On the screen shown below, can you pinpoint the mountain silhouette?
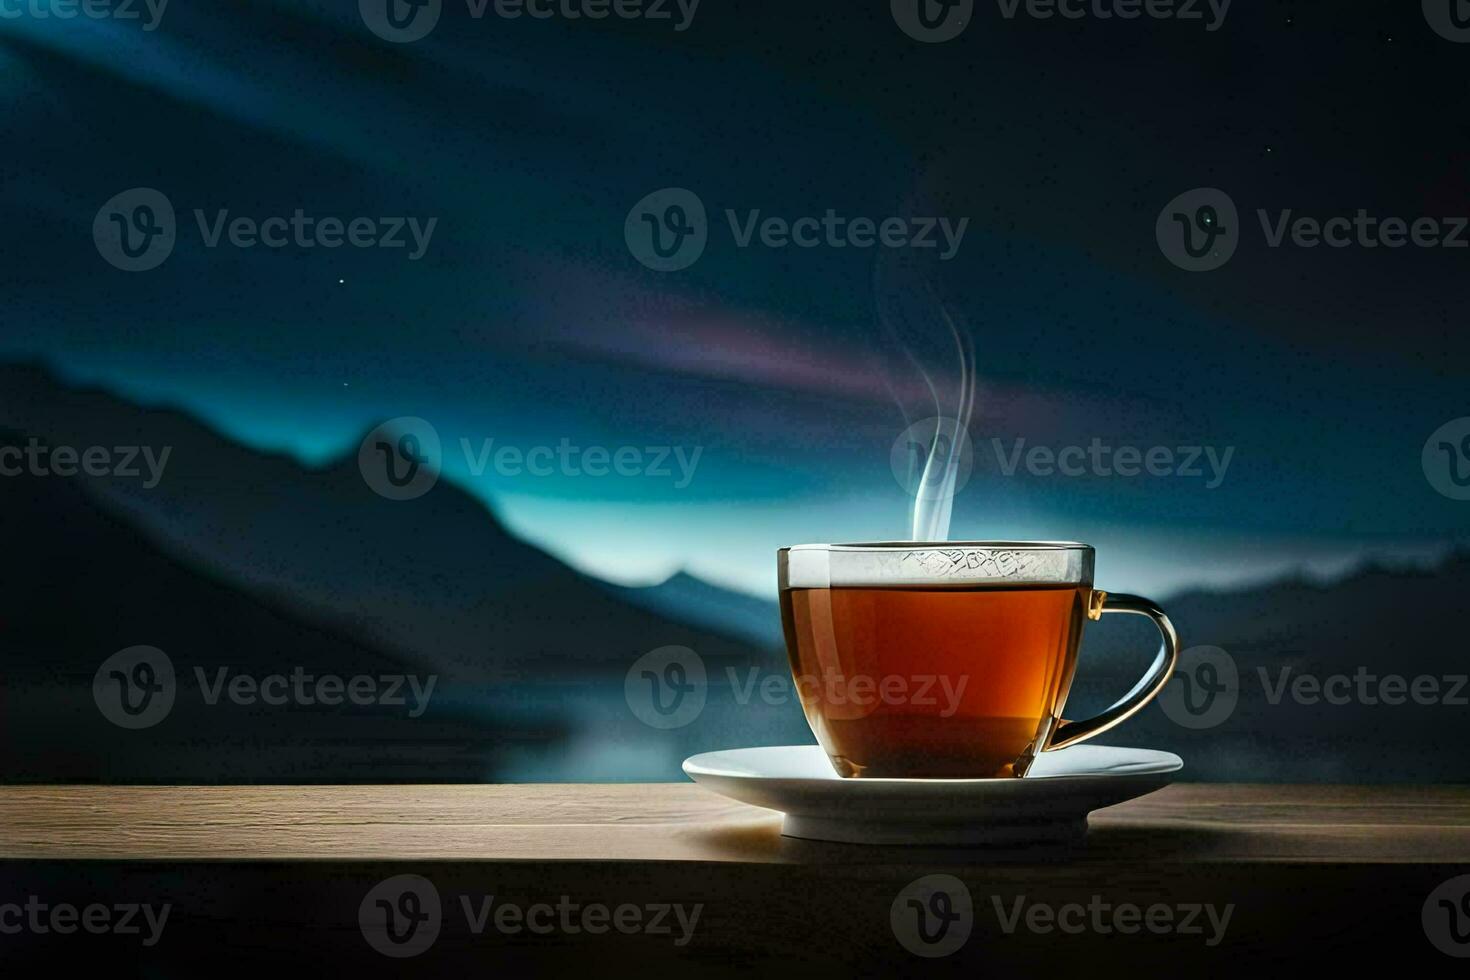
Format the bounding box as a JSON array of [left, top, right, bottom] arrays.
[[0, 363, 798, 782], [608, 571, 782, 650], [2, 362, 1466, 782], [0, 436, 545, 782], [1070, 551, 1470, 781], [0, 363, 777, 684]]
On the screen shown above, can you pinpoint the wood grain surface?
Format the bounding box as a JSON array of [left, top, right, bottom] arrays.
[[3, 782, 1469, 864], [4, 784, 1469, 972]]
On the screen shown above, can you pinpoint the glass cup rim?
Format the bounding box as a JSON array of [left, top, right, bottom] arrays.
[[780, 540, 1093, 553], [778, 542, 1097, 590]]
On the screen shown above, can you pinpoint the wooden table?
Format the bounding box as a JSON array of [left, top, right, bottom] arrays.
[[2, 783, 1468, 972]]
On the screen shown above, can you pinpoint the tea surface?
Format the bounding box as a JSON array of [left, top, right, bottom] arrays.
[[779, 584, 1087, 777]]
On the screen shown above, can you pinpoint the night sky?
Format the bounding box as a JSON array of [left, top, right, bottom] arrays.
[[2, 2, 1467, 599]]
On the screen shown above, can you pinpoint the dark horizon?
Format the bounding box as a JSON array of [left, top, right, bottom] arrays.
[[5, 353, 1470, 787], [4, 355, 1463, 606]]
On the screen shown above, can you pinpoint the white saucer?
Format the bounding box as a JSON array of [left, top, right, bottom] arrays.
[[682, 744, 1181, 846]]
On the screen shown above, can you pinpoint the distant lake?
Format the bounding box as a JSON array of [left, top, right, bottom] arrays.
[[446, 675, 815, 782]]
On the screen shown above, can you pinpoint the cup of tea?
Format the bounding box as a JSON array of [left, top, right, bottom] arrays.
[[777, 541, 1179, 778]]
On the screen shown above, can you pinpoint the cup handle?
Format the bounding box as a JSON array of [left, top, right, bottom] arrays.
[[1044, 591, 1180, 751]]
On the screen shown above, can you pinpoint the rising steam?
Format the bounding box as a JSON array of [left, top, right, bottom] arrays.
[[908, 304, 976, 541], [876, 266, 977, 543]]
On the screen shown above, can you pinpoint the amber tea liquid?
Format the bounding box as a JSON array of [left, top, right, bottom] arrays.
[[779, 583, 1088, 777]]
